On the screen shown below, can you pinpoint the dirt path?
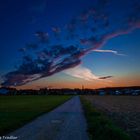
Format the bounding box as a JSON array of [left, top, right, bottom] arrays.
[[7, 96, 89, 140]]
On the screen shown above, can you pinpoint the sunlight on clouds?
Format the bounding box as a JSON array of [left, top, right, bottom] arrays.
[[93, 49, 127, 56], [64, 65, 99, 81]]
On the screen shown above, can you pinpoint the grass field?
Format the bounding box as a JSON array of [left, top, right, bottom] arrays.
[[82, 95, 140, 140], [80, 96, 131, 140], [0, 95, 72, 135]]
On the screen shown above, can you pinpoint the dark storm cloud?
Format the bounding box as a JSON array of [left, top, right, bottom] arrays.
[[18, 47, 26, 53], [19, 44, 38, 55], [1, 45, 85, 86], [65, 18, 79, 40], [35, 31, 50, 43], [79, 13, 89, 24], [52, 27, 61, 39], [26, 43, 38, 50], [99, 76, 113, 79], [1, 0, 140, 86]]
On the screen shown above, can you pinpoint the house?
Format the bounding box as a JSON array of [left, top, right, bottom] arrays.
[[132, 90, 140, 96], [0, 88, 9, 95], [115, 90, 122, 95], [98, 90, 106, 95]]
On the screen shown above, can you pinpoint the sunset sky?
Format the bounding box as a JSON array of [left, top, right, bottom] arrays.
[[0, 0, 140, 89]]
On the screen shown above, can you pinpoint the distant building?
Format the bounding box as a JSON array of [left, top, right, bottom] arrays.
[[115, 90, 122, 95], [64, 91, 77, 95], [132, 90, 140, 96], [124, 89, 132, 95], [99, 90, 106, 95], [0, 88, 9, 95]]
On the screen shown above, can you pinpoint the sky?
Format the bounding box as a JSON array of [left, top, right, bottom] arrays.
[[0, 0, 140, 89]]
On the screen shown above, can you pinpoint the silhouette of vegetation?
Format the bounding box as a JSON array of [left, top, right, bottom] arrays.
[[0, 86, 140, 96]]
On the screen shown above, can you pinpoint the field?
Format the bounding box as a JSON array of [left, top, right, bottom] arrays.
[[0, 95, 72, 135], [83, 95, 140, 140]]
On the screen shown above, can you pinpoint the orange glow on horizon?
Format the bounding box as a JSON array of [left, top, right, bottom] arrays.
[[16, 75, 140, 90]]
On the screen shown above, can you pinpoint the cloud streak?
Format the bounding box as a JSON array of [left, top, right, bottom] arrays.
[[93, 49, 127, 56], [64, 66, 112, 81]]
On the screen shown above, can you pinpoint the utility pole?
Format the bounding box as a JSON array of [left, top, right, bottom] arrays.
[[82, 85, 84, 90]]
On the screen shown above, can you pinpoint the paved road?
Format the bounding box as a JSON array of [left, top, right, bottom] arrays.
[[7, 96, 89, 140]]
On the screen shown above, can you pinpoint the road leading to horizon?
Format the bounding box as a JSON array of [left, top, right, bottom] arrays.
[[7, 96, 89, 140]]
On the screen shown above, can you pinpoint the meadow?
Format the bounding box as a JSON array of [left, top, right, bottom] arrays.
[[0, 95, 72, 135], [82, 95, 140, 140]]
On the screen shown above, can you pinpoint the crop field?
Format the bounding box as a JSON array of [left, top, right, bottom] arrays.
[[83, 95, 140, 140], [0, 95, 72, 135]]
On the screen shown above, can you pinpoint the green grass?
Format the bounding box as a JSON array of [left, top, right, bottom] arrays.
[[80, 96, 131, 140], [0, 95, 72, 135]]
